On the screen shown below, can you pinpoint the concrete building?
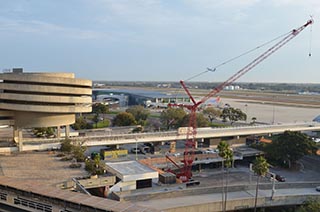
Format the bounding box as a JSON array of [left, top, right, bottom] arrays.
[[93, 88, 190, 107], [106, 161, 158, 193], [0, 69, 92, 150]]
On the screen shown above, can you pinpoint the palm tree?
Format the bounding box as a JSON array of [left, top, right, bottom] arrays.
[[217, 141, 233, 212], [252, 156, 269, 212]]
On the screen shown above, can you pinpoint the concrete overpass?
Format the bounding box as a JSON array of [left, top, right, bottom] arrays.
[[22, 122, 320, 147], [0, 122, 318, 153]]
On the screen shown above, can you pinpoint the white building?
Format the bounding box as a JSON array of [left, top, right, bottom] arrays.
[[105, 161, 158, 192]]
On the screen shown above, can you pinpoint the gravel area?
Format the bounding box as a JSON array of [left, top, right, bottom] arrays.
[[0, 151, 88, 187]]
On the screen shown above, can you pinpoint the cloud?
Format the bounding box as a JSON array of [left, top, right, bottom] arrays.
[[95, 0, 185, 28], [186, 0, 260, 9], [270, 0, 320, 13], [0, 18, 107, 40]]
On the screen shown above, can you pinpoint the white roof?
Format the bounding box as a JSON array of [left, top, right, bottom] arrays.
[[106, 161, 158, 182]]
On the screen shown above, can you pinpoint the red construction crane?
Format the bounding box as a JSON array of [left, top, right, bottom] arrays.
[[167, 19, 313, 182]]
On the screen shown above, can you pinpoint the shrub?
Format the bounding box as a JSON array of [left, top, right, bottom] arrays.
[[69, 163, 82, 168], [60, 139, 72, 153]]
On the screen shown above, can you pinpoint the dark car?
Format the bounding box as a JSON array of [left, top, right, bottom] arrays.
[[275, 174, 286, 182], [316, 186, 320, 192]]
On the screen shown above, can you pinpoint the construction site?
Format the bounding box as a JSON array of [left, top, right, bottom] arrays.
[[0, 19, 320, 212]]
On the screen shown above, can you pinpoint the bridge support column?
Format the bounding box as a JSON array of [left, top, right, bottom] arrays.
[[18, 129, 23, 152], [65, 125, 70, 138], [56, 126, 61, 139], [169, 141, 176, 153], [13, 126, 23, 151], [13, 126, 19, 143]]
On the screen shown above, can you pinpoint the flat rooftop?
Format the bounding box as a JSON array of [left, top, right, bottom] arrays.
[[93, 88, 188, 99], [106, 161, 158, 182], [234, 146, 263, 157]]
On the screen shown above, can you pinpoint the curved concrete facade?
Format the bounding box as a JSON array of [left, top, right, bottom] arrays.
[[0, 71, 92, 128]]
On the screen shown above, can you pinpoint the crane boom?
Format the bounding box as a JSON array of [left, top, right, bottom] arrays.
[[197, 19, 313, 106], [167, 19, 313, 182]]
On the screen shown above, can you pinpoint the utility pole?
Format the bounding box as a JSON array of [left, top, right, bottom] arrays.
[[272, 96, 275, 124]]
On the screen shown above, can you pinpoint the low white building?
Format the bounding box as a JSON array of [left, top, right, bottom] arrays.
[[106, 161, 158, 192]]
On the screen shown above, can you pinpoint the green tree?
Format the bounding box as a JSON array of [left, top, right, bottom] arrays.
[[92, 103, 109, 128], [33, 127, 55, 138], [297, 198, 320, 212], [73, 116, 92, 130], [267, 131, 317, 168], [160, 107, 186, 130], [252, 156, 269, 212], [85, 154, 106, 176], [60, 139, 73, 153], [203, 107, 222, 123], [126, 105, 150, 126], [60, 139, 87, 162], [72, 144, 87, 162], [181, 113, 209, 128], [220, 107, 247, 124], [93, 113, 100, 128], [217, 141, 234, 212], [251, 117, 257, 124], [112, 112, 137, 126], [92, 103, 109, 114]]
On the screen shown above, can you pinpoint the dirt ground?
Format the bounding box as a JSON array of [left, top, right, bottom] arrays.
[[221, 98, 319, 124]]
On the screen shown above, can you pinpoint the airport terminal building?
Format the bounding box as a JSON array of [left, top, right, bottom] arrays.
[[93, 88, 190, 108]]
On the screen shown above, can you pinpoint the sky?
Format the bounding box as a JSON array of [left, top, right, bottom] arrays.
[[0, 0, 319, 83]]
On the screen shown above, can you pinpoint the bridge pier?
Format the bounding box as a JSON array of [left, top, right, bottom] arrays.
[[56, 126, 61, 138], [65, 125, 70, 138], [169, 141, 176, 153], [13, 127, 23, 152]]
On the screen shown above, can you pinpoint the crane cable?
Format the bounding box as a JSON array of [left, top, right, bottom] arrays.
[[185, 30, 292, 82], [171, 23, 305, 105], [309, 21, 313, 57]]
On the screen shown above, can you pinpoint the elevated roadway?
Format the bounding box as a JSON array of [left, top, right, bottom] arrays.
[[0, 122, 317, 153], [23, 122, 320, 147]]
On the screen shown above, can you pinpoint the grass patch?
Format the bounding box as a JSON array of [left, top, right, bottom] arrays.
[[94, 120, 110, 128], [107, 111, 119, 115], [209, 123, 228, 128], [150, 113, 160, 118]]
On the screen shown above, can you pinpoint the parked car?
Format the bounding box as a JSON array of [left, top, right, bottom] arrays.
[[204, 148, 218, 154], [184, 150, 203, 155], [275, 174, 286, 182], [131, 147, 141, 154], [316, 186, 320, 192]]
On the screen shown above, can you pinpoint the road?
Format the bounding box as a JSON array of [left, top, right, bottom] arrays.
[[137, 187, 320, 212], [19, 122, 320, 148]]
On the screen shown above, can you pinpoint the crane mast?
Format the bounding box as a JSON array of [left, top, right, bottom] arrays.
[[168, 19, 313, 182]]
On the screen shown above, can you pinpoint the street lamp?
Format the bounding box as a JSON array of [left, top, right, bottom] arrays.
[[244, 104, 248, 123], [272, 96, 275, 124], [269, 172, 276, 199]]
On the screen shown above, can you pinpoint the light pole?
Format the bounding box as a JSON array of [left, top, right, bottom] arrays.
[[269, 172, 276, 199], [272, 96, 275, 124], [135, 138, 138, 161], [245, 104, 248, 123]]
